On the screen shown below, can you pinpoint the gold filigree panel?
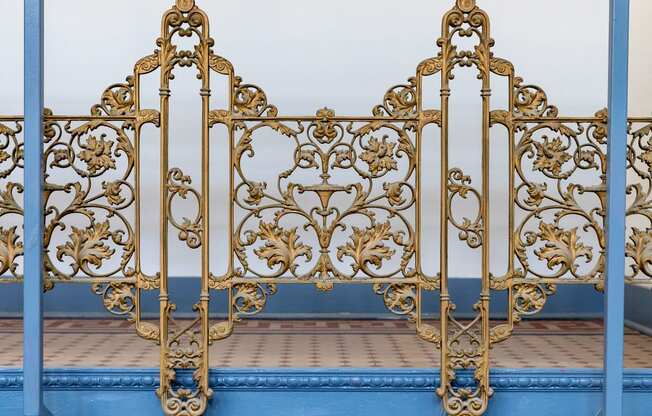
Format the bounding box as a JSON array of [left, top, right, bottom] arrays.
[[0, 95, 140, 294], [230, 114, 418, 285], [626, 118, 652, 283], [513, 112, 608, 286]]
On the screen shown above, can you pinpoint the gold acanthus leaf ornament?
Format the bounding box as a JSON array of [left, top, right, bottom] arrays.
[[95, 282, 135, 316], [102, 181, 125, 206], [337, 222, 396, 273], [535, 222, 593, 273], [626, 228, 652, 276], [244, 182, 266, 206], [513, 284, 547, 315], [384, 182, 406, 207], [232, 283, 268, 316], [0, 226, 23, 275], [56, 221, 116, 274], [638, 148, 652, 170], [254, 222, 313, 274]]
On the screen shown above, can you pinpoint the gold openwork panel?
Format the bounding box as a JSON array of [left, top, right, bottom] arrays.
[[625, 118, 652, 282], [230, 112, 418, 286], [0, 105, 141, 315], [510, 112, 652, 288], [513, 113, 608, 286]]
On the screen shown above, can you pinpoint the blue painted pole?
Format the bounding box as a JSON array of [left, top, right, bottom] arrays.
[[23, 0, 46, 415], [604, 0, 629, 415]]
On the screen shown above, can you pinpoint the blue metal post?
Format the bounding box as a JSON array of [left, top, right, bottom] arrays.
[[604, 0, 629, 415], [23, 0, 46, 415]]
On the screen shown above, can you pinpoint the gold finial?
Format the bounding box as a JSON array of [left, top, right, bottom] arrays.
[[456, 0, 476, 13], [176, 0, 195, 12]]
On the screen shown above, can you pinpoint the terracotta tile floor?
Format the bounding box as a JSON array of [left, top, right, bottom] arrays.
[[0, 319, 650, 368]]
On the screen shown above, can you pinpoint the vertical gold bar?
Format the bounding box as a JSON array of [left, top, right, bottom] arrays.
[[199, 41, 211, 398], [415, 71, 423, 331], [480, 63, 491, 398], [228, 72, 235, 278], [507, 72, 516, 330], [134, 73, 144, 334], [437, 67, 450, 401], [158, 69, 170, 396]]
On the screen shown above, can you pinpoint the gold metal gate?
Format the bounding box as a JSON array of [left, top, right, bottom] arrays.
[[2, 0, 652, 415]]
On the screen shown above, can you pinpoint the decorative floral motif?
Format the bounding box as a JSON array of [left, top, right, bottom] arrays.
[[78, 136, 116, 174], [373, 283, 417, 319], [512, 284, 548, 318], [312, 108, 338, 144], [360, 136, 398, 175], [373, 78, 417, 117], [638, 147, 652, 170], [92, 282, 136, 317], [524, 183, 546, 208], [513, 77, 558, 118], [244, 182, 266, 206], [232, 283, 277, 316], [0, 226, 23, 276], [91, 77, 135, 116], [337, 222, 396, 273], [103, 181, 125, 206], [253, 222, 313, 275], [296, 149, 319, 169], [626, 228, 652, 277], [532, 136, 571, 176], [384, 182, 406, 206], [534, 222, 593, 273], [56, 221, 116, 274], [233, 77, 277, 117]]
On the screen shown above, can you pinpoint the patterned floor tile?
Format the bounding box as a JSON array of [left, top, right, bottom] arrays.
[[0, 319, 649, 368]]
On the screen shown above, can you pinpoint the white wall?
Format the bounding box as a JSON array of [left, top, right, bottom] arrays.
[[0, 0, 649, 279]]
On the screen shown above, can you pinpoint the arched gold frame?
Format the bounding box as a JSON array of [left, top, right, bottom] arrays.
[[1, 0, 652, 415]]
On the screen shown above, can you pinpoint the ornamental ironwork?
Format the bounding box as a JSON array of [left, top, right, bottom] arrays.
[[1, 0, 650, 415]]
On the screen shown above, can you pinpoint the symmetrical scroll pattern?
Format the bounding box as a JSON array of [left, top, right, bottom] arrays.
[[154, 1, 214, 414], [433, 1, 498, 414], [230, 111, 418, 288]]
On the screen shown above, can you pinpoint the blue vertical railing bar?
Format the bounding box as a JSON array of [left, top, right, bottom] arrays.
[[604, 0, 630, 415], [23, 0, 46, 415]]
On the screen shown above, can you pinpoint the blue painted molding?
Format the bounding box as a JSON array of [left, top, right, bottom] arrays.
[[0, 368, 651, 392], [0, 278, 604, 318], [1, 369, 651, 416]]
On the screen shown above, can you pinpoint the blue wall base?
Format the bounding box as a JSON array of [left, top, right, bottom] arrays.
[[1, 368, 651, 416], [625, 285, 652, 335], [0, 278, 604, 319]]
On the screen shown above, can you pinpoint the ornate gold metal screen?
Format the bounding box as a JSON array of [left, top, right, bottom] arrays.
[[1, 0, 651, 415]]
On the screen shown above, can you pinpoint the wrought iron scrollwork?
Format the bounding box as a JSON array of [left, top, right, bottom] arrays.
[[4, 0, 652, 415]]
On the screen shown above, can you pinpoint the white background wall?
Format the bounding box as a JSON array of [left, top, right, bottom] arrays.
[[0, 0, 650, 278]]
